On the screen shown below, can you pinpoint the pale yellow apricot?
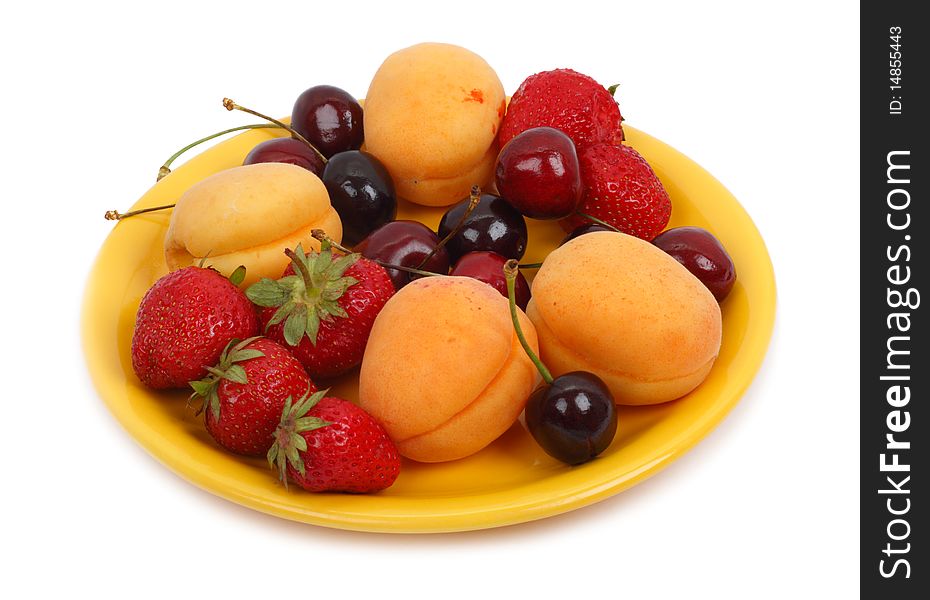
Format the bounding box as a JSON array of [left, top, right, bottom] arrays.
[[364, 43, 506, 206], [164, 163, 342, 286], [527, 231, 722, 405], [358, 277, 540, 462]]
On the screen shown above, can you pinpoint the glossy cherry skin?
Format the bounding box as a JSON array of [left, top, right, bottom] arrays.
[[322, 151, 397, 246], [242, 137, 325, 177], [559, 222, 614, 246], [450, 251, 531, 310], [525, 371, 618, 465], [652, 227, 736, 302], [495, 127, 582, 219], [354, 220, 450, 291], [437, 193, 528, 261], [291, 85, 364, 159]]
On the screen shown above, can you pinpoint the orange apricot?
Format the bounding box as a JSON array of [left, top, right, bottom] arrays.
[[527, 231, 722, 405], [358, 276, 540, 462]]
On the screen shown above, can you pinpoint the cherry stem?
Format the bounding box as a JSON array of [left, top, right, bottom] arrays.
[[104, 204, 176, 221], [310, 229, 444, 279], [157, 123, 279, 181], [519, 262, 543, 269], [383, 263, 444, 278], [283, 247, 314, 290], [223, 98, 328, 165], [415, 185, 482, 269], [504, 260, 553, 384], [576, 211, 621, 232], [311, 229, 352, 253]]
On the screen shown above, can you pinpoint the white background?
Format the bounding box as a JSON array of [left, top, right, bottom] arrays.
[[1, 1, 859, 598]]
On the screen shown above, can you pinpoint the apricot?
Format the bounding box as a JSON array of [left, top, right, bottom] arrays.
[[364, 43, 505, 207], [164, 163, 342, 287], [527, 231, 722, 405], [358, 276, 540, 462]]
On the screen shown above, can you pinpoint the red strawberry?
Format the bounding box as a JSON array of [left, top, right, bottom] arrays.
[[246, 243, 394, 379], [561, 143, 671, 240], [499, 68, 624, 150], [131, 266, 259, 389], [268, 390, 401, 493], [189, 337, 316, 456]]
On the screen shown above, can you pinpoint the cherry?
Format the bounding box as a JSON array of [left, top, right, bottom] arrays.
[[525, 371, 618, 465], [450, 251, 531, 310], [559, 223, 615, 246], [322, 151, 397, 246], [243, 137, 325, 176], [354, 221, 450, 290], [503, 261, 617, 465], [437, 193, 528, 261], [652, 227, 736, 302], [495, 127, 582, 219], [291, 85, 364, 159]]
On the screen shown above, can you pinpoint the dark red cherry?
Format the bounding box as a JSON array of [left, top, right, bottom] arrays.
[[437, 193, 528, 261], [495, 127, 582, 219], [291, 85, 364, 159], [450, 251, 531, 310], [243, 137, 325, 176], [559, 223, 615, 246], [525, 371, 617, 465], [322, 151, 396, 246], [652, 227, 736, 302], [354, 220, 450, 290]]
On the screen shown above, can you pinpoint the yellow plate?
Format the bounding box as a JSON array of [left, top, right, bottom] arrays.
[[82, 125, 775, 533]]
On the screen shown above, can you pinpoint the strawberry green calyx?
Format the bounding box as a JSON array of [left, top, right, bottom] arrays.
[[267, 388, 331, 488], [245, 244, 360, 347], [228, 265, 247, 286], [188, 336, 265, 419]]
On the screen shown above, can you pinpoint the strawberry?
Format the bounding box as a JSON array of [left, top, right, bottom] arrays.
[[268, 389, 401, 493], [561, 143, 671, 241], [131, 266, 259, 389], [499, 68, 624, 150], [189, 337, 316, 456], [246, 243, 394, 380]]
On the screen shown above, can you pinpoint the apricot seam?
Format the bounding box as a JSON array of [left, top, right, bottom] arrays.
[[533, 310, 718, 384], [168, 220, 329, 265], [393, 329, 531, 444], [395, 143, 497, 183]]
